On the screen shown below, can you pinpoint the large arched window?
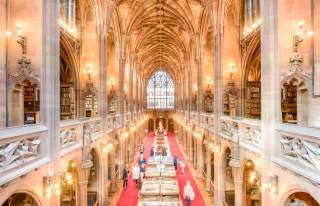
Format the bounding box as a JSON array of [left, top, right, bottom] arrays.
[[147, 70, 174, 109]]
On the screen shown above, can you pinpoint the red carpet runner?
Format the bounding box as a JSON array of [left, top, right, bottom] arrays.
[[167, 132, 206, 206], [116, 132, 155, 206]]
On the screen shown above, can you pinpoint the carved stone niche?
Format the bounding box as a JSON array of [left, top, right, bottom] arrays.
[[280, 69, 311, 126], [8, 63, 40, 127]]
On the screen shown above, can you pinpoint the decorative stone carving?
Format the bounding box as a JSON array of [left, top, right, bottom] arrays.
[[280, 135, 320, 170], [0, 137, 41, 168], [243, 127, 262, 148], [60, 128, 77, 147], [220, 120, 239, 141]]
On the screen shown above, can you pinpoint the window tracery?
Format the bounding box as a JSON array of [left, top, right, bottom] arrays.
[[147, 70, 174, 109]]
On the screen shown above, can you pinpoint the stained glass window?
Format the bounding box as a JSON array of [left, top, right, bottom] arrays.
[[147, 70, 174, 109]]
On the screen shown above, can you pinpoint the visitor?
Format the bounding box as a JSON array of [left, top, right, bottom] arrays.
[[140, 143, 144, 153], [183, 181, 195, 206], [139, 153, 146, 168], [150, 146, 155, 157], [173, 155, 178, 171], [122, 165, 129, 188], [137, 171, 144, 198], [132, 164, 140, 186], [162, 148, 167, 156]]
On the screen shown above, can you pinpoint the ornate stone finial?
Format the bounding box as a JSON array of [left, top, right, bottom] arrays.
[[289, 52, 304, 73]]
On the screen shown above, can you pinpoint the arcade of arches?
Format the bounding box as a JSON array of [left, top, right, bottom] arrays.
[[0, 0, 320, 206]]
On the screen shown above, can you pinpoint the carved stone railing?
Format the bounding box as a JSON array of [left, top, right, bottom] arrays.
[[219, 117, 239, 142], [190, 112, 196, 123], [200, 113, 214, 131], [219, 116, 262, 153], [59, 117, 102, 155], [273, 124, 320, 185], [59, 120, 82, 153], [0, 125, 48, 186]]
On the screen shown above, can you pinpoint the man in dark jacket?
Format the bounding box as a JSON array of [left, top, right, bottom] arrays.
[[122, 166, 129, 188], [150, 146, 155, 157], [173, 155, 178, 171]]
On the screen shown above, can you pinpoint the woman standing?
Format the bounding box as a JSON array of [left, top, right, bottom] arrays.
[[183, 181, 195, 206]]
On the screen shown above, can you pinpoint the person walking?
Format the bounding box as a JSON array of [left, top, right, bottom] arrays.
[[150, 146, 155, 157], [122, 165, 129, 188], [132, 164, 140, 186], [183, 181, 195, 206], [173, 155, 178, 171], [137, 171, 144, 198], [139, 153, 146, 168]]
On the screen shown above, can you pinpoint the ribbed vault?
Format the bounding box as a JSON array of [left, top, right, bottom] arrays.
[[108, 0, 212, 81]]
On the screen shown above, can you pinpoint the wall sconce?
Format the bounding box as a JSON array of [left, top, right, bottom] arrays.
[[43, 172, 60, 198], [83, 63, 92, 80], [122, 132, 128, 139], [109, 78, 115, 90], [228, 62, 237, 80], [260, 172, 278, 197], [102, 141, 113, 154], [59, 19, 77, 38], [293, 20, 313, 53], [207, 77, 213, 89], [6, 22, 31, 66], [243, 18, 261, 37]]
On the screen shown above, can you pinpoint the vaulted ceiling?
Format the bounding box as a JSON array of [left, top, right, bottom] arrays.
[[109, 0, 212, 81]]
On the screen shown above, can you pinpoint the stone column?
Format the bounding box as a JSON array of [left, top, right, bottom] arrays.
[[213, 28, 223, 206], [42, 1, 60, 205], [79, 163, 92, 206], [206, 149, 212, 192], [129, 68, 133, 120], [99, 30, 108, 205], [119, 35, 127, 127], [260, 1, 279, 206]]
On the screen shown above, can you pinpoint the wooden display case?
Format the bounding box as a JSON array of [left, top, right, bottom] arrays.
[[245, 82, 261, 119], [23, 84, 40, 124], [281, 83, 297, 124], [60, 84, 75, 120]]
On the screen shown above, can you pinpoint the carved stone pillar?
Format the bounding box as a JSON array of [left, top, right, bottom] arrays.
[[79, 160, 93, 206], [213, 29, 223, 206], [206, 150, 212, 192]]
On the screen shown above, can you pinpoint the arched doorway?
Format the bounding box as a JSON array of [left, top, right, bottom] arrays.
[[2, 193, 39, 206], [224, 148, 235, 206], [243, 160, 261, 206], [284, 192, 320, 206], [87, 149, 99, 206], [61, 160, 78, 206]]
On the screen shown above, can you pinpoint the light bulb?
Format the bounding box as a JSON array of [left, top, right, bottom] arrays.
[[15, 22, 22, 29], [307, 30, 314, 36], [298, 20, 305, 27], [5, 31, 12, 37]]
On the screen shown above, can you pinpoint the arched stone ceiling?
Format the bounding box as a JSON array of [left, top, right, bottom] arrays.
[[110, 0, 212, 81]]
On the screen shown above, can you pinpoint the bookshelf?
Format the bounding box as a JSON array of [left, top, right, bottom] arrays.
[[60, 84, 75, 120], [281, 82, 297, 124], [245, 82, 261, 119], [24, 84, 40, 124], [108, 90, 118, 113], [85, 94, 98, 117]]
